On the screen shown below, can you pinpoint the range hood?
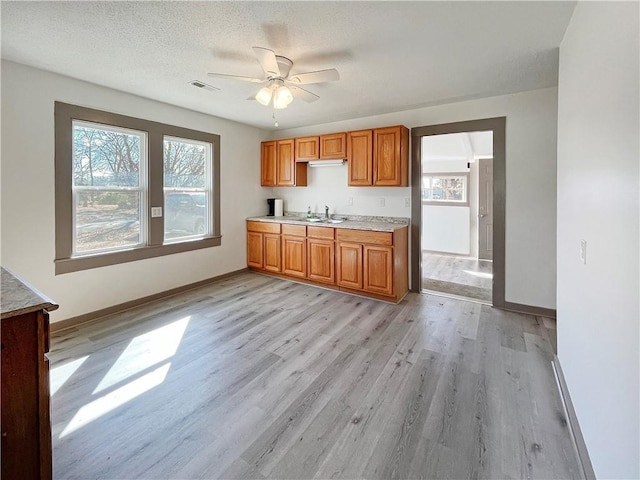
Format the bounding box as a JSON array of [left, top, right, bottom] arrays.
[[308, 159, 345, 167]]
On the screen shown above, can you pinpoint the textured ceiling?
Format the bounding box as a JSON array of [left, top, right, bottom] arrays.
[[1, 1, 576, 131]]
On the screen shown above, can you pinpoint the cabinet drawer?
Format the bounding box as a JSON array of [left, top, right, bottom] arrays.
[[282, 224, 306, 236], [247, 221, 281, 234], [307, 226, 334, 240], [336, 229, 393, 246]]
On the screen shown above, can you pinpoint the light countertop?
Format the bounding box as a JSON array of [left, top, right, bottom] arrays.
[[247, 214, 409, 233], [1, 267, 58, 319]]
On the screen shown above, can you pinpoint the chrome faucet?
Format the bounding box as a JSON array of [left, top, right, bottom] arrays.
[[325, 205, 329, 219]]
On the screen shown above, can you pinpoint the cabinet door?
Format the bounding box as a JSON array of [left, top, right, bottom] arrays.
[[247, 232, 264, 268], [373, 126, 408, 186], [295, 136, 319, 161], [276, 139, 295, 186], [347, 130, 373, 186], [363, 245, 393, 295], [320, 133, 347, 159], [307, 238, 335, 284], [261, 141, 277, 186], [264, 233, 282, 272], [337, 242, 363, 289], [282, 235, 306, 277]]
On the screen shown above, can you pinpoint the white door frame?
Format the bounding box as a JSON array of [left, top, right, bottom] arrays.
[[410, 117, 506, 308]]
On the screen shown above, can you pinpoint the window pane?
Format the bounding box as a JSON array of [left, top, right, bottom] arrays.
[[423, 175, 467, 203], [431, 178, 444, 200], [164, 138, 207, 188], [163, 137, 211, 242], [73, 123, 143, 187], [75, 191, 141, 253], [164, 191, 207, 240]]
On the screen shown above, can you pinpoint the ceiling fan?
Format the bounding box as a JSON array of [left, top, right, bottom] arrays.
[[208, 47, 340, 109]]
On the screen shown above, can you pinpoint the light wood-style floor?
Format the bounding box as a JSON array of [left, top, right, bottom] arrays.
[[422, 252, 493, 302], [50, 272, 579, 479]]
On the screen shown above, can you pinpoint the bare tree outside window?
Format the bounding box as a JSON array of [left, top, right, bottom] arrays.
[[72, 122, 146, 254]]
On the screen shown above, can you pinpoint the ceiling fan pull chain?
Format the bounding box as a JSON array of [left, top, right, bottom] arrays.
[[272, 110, 279, 128]]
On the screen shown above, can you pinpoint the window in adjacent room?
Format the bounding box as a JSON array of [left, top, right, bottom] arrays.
[[422, 173, 469, 205], [55, 102, 221, 274]]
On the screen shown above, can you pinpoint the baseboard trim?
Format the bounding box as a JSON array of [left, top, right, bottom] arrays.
[[552, 356, 596, 480], [50, 268, 249, 333], [502, 301, 556, 319]]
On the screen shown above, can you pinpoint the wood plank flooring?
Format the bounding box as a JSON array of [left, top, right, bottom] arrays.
[[49, 272, 580, 479], [422, 252, 493, 302]]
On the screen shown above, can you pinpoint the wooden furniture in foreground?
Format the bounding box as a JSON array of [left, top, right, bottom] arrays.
[[1, 267, 58, 480], [247, 220, 408, 302]]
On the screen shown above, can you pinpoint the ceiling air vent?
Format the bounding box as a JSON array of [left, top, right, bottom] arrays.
[[189, 80, 219, 92]]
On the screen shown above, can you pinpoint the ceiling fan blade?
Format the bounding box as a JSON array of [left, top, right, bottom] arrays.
[[288, 85, 320, 103], [289, 69, 339, 85], [207, 72, 263, 83], [252, 46, 281, 77]]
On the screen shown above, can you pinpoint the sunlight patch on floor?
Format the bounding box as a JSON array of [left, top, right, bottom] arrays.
[[464, 270, 493, 279], [93, 316, 190, 394], [60, 363, 171, 438], [50, 356, 89, 396]]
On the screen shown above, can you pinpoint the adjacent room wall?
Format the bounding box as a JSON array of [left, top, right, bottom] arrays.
[[557, 3, 639, 478], [272, 87, 558, 309], [0, 61, 269, 322]]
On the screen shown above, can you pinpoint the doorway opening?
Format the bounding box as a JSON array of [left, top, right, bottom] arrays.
[[410, 118, 506, 308], [421, 132, 493, 303]]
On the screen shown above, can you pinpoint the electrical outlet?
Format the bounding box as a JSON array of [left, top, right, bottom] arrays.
[[379, 198, 386, 207], [151, 207, 163, 217], [347, 197, 353, 206], [580, 239, 587, 264], [405, 197, 410, 207]]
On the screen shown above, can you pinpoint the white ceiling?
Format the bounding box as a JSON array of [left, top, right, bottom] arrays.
[[1, 1, 576, 131], [422, 131, 493, 163]]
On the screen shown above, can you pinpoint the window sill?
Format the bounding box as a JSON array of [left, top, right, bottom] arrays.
[[55, 236, 222, 274]]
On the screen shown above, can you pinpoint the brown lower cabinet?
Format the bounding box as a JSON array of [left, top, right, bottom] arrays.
[[247, 220, 408, 302], [246, 221, 281, 272]]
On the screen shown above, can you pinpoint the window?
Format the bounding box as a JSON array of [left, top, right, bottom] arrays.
[[422, 173, 469, 205], [163, 137, 211, 242], [72, 122, 147, 255], [55, 103, 221, 274]]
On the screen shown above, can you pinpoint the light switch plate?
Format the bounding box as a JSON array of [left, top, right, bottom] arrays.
[[151, 207, 163, 218], [580, 239, 587, 264]]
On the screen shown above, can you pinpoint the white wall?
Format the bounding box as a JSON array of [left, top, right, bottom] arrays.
[[272, 87, 558, 308], [0, 61, 269, 322], [557, 3, 639, 478], [273, 165, 409, 217], [422, 206, 470, 254]]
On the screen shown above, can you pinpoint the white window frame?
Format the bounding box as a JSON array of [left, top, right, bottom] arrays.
[[71, 121, 149, 256], [163, 135, 213, 243]]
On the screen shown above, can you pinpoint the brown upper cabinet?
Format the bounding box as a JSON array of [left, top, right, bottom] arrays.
[[347, 129, 374, 186], [373, 126, 409, 186], [261, 139, 307, 187], [295, 136, 319, 161], [319, 132, 347, 159], [262, 125, 407, 187], [348, 126, 409, 187]]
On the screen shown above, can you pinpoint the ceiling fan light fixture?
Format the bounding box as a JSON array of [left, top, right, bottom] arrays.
[[255, 86, 273, 106], [273, 85, 293, 109]]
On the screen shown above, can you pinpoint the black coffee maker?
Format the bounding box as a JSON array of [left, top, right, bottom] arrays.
[[267, 198, 276, 216]]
